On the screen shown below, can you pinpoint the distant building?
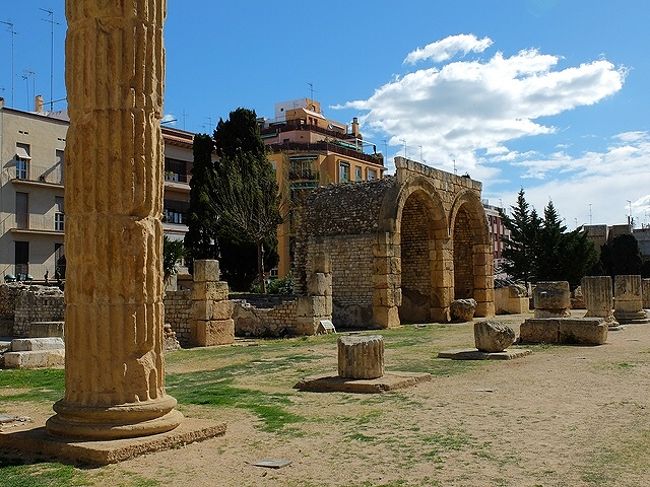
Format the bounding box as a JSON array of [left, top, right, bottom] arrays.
[[584, 223, 650, 261], [482, 202, 510, 272], [259, 98, 385, 277], [0, 96, 195, 280]]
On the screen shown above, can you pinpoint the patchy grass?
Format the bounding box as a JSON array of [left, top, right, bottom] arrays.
[[0, 368, 64, 403], [0, 460, 88, 487]]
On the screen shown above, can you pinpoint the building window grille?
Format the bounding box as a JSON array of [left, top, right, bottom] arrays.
[[338, 161, 350, 183]]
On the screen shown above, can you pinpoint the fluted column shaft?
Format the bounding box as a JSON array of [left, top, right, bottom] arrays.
[[46, 0, 182, 439]]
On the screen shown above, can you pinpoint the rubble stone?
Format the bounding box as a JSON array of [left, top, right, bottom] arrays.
[[473, 321, 516, 352], [450, 299, 477, 322]]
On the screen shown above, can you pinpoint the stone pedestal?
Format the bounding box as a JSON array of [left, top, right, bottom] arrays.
[[45, 0, 183, 440], [337, 335, 384, 379], [614, 275, 648, 323], [534, 281, 570, 318], [295, 253, 333, 336], [191, 260, 234, 346], [642, 278, 650, 309], [582, 276, 617, 327]]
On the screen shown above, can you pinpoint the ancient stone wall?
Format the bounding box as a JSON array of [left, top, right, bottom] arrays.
[[12, 286, 65, 338], [164, 290, 192, 346], [233, 298, 299, 337], [453, 208, 474, 299]]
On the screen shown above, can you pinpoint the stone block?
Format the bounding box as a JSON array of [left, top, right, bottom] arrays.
[[293, 318, 318, 336], [193, 260, 220, 283], [475, 301, 495, 318], [211, 300, 234, 320], [191, 300, 212, 321], [312, 253, 332, 274], [473, 288, 494, 303], [4, 349, 65, 368], [450, 299, 476, 322], [338, 335, 384, 379], [520, 319, 560, 344], [296, 296, 332, 318], [534, 281, 570, 318], [30, 322, 65, 339], [373, 273, 401, 289], [559, 319, 607, 345], [307, 272, 332, 296], [474, 321, 516, 352], [642, 278, 650, 308], [373, 288, 402, 307], [194, 319, 234, 346], [192, 281, 229, 301], [373, 305, 400, 329], [11, 338, 65, 352]]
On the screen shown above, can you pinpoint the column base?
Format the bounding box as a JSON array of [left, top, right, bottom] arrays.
[[46, 395, 183, 440]]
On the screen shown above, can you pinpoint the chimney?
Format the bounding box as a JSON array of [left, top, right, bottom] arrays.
[[351, 117, 360, 137], [34, 95, 44, 113], [0, 97, 4, 109]]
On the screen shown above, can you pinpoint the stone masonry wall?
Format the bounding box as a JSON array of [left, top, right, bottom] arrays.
[[233, 298, 299, 337], [13, 286, 65, 337], [453, 208, 474, 299], [164, 289, 192, 346]]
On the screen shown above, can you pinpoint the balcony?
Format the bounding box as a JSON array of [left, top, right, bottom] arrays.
[[269, 141, 384, 166], [11, 177, 64, 189], [164, 171, 191, 192]]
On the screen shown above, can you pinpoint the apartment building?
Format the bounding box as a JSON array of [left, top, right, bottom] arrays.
[[259, 98, 385, 276], [0, 97, 194, 280]]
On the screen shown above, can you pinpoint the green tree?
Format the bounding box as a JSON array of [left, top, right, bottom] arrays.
[[536, 201, 565, 281], [599, 234, 642, 277], [184, 133, 219, 268], [212, 108, 282, 292], [559, 228, 598, 286], [499, 189, 541, 286], [163, 236, 185, 279]]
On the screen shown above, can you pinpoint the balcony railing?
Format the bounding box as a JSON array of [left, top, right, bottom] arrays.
[[164, 171, 189, 183], [269, 141, 384, 166]]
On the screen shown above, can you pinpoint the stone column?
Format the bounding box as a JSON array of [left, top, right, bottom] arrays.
[[295, 253, 333, 335], [191, 260, 233, 346], [372, 232, 401, 328], [642, 278, 650, 309], [614, 275, 647, 323], [534, 281, 571, 318], [46, 0, 182, 439], [338, 335, 384, 379], [582, 276, 617, 326]]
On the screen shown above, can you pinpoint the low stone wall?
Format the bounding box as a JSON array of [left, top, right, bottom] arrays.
[[0, 284, 20, 327], [14, 286, 65, 338], [164, 289, 192, 346], [231, 293, 298, 309], [233, 298, 299, 337]]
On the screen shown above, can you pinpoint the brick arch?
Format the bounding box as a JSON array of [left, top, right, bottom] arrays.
[[449, 190, 494, 317]]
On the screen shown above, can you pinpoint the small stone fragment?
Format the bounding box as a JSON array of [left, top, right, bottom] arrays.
[[450, 299, 477, 322]]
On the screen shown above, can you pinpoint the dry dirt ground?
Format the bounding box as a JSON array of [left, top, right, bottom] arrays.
[[1, 311, 649, 487]]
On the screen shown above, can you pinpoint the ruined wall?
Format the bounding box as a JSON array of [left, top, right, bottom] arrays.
[[164, 289, 192, 346], [13, 286, 65, 337], [233, 298, 299, 337]]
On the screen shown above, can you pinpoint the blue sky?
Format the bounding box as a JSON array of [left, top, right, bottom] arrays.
[[2, 0, 649, 226]]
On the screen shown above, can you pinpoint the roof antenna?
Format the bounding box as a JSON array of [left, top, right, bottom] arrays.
[[40, 8, 61, 112]]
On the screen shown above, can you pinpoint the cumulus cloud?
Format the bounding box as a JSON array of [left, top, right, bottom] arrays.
[[499, 132, 650, 226], [162, 113, 177, 126], [404, 34, 493, 64], [340, 34, 626, 177]]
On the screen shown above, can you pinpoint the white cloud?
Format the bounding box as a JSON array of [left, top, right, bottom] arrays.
[[162, 113, 177, 126], [500, 132, 650, 226], [404, 34, 493, 64], [339, 35, 625, 177]]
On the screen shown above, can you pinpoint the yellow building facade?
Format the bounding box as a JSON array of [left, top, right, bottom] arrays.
[[260, 99, 385, 277]]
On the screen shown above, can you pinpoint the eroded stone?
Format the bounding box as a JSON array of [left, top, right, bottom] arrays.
[[473, 321, 516, 352]]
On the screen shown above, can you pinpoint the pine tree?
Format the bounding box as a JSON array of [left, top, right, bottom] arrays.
[[184, 133, 219, 267], [536, 201, 566, 281], [599, 234, 642, 277]]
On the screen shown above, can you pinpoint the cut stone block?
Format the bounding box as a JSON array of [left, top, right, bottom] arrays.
[[307, 272, 332, 296], [520, 318, 607, 345], [534, 281, 570, 318], [316, 320, 336, 334], [4, 350, 65, 369], [474, 321, 516, 352], [294, 372, 431, 394], [194, 319, 235, 346], [450, 299, 477, 322], [211, 300, 234, 320], [338, 335, 384, 379], [11, 338, 65, 352], [614, 275, 647, 323], [193, 260, 220, 283], [192, 281, 229, 301], [29, 322, 65, 339], [437, 349, 532, 360]]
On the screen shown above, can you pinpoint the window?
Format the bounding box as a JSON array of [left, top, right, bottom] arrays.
[[354, 166, 362, 182], [56, 150, 65, 184], [15, 241, 29, 276], [164, 158, 188, 183], [55, 196, 65, 231], [289, 156, 316, 180], [15, 143, 30, 179], [15, 192, 28, 229], [338, 161, 350, 183], [367, 168, 377, 181], [54, 243, 66, 279]]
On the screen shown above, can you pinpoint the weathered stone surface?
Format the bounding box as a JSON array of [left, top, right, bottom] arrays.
[[473, 321, 516, 352], [163, 324, 181, 352], [307, 273, 332, 296], [294, 372, 431, 394], [534, 282, 571, 318], [520, 318, 607, 345], [643, 278, 650, 309], [337, 335, 384, 379], [192, 281, 229, 302], [494, 287, 529, 314], [582, 276, 617, 326], [45, 0, 183, 441], [614, 275, 647, 323], [450, 298, 477, 322], [193, 260, 220, 283], [29, 322, 65, 339], [4, 350, 65, 369], [437, 348, 531, 360], [571, 286, 585, 309], [194, 319, 235, 346], [11, 338, 64, 352]]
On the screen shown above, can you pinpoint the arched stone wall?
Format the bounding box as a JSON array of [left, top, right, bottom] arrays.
[[450, 190, 494, 316]]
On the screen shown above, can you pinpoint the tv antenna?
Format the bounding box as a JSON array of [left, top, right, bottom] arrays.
[[0, 20, 17, 107], [40, 8, 61, 112], [307, 82, 315, 102], [399, 139, 407, 158], [22, 69, 36, 108]]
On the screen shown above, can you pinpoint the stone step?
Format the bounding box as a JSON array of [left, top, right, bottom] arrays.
[[10, 337, 65, 352], [3, 349, 65, 369]]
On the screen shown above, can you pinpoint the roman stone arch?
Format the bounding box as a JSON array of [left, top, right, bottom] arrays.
[[449, 189, 494, 316]]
